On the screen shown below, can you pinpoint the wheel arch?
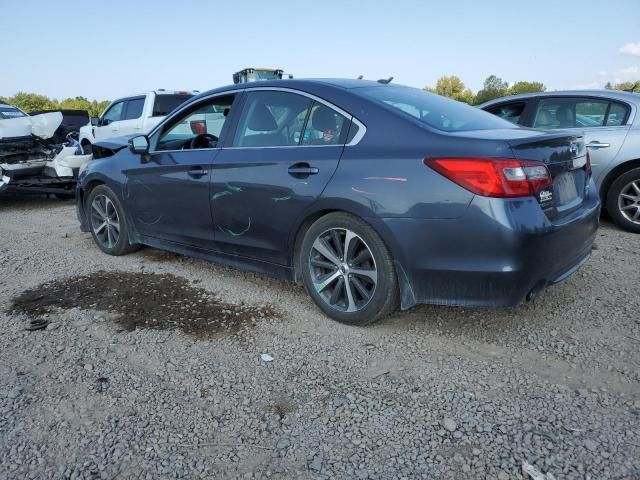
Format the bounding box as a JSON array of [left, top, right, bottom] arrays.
[[599, 158, 640, 206]]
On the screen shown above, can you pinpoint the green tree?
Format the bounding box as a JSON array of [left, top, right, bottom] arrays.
[[610, 81, 640, 92], [605, 82, 613, 90], [509, 81, 546, 95], [8, 92, 58, 112], [0, 92, 110, 116], [474, 75, 509, 104], [425, 75, 475, 104]]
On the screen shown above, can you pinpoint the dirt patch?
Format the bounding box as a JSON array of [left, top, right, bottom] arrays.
[[9, 270, 276, 337]]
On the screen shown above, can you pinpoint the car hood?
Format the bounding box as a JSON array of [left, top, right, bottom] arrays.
[[0, 112, 63, 141], [94, 134, 137, 152]]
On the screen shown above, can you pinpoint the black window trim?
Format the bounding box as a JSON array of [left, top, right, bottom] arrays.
[[101, 99, 126, 124]]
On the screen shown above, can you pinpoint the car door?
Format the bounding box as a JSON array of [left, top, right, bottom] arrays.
[[211, 89, 351, 265], [116, 97, 145, 137], [124, 93, 239, 249], [529, 96, 632, 183], [94, 100, 125, 142]]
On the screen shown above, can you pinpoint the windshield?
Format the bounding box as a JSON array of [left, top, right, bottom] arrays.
[[0, 106, 27, 120], [358, 86, 517, 132], [152, 94, 194, 117]]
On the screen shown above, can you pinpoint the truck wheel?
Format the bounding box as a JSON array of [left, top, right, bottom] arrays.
[[606, 167, 640, 234]]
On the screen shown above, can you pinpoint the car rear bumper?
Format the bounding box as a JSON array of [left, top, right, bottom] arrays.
[[375, 182, 600, 309]]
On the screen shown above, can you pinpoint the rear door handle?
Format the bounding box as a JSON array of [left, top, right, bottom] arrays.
[[288, 163, 319, 177], [587, 141, 610, 149], [187, 167, 209, 178]]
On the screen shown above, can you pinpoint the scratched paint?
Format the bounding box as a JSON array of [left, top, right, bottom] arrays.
[[225, 183, 243, 192], [217, 217, 252, 237], [272, 195, 291, 202], [351, 187, 375, 195], [211, 190, 232, 200], [363, 176, 407, 182]]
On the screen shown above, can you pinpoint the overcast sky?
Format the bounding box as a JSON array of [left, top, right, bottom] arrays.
[[1, 0, 639, 101]]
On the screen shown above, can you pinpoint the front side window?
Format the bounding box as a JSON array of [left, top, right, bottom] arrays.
[[485, 102, 525, 125], [102, 101, 124, 125], [156, 95, 235, 151], [359, 86, 515, 132], [124, 98, 145, 120], [233, 91, 312, 147], [532, 98, 621, 129]]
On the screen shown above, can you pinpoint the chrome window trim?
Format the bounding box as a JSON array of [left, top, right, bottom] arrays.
[[148, 86, 368, 154]]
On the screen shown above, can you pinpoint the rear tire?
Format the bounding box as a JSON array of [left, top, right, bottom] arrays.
[[606, 167, 640, 233], [299, 212, 398, 325], [86, 185, 139, 255]]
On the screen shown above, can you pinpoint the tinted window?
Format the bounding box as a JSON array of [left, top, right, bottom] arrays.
[[156, 95, 235, 151], [233, 91, 312, 147], [301, 103, 348, 145], [533, 98, 615, 129], [359, 86, 515, 132], [102, 101, 124, 124], [0, 106, 26, 119], [485, 102, 525, 125], [152, 94, 194, 117], [124, 98, 145, 120], [606, 102, 628, 126]]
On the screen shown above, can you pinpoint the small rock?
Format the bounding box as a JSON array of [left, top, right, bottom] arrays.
[[8, 388, 23, 399], [84, 364, 94, 371], [584, 439, 598, 452], [442, 417, 457, 432], [276, 438, 290, 450]]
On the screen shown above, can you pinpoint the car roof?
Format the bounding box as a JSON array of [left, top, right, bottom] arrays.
[[479, 89, 640, 107]]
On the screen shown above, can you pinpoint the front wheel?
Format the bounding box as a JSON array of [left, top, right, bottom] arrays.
[[300, 212, 398, 325], [606, 167, 640, 233], [86, 185, 139, 255]]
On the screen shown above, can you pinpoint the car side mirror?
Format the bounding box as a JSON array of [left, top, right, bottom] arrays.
[[102, 118, 112, 126], [129, 135, 149, 155], [90, 116, 99, 127]]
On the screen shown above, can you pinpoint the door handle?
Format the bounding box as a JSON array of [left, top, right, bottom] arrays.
[[587, 141, 610, 149], [187, 167, 209, 178], [288, 163, 319, 177]]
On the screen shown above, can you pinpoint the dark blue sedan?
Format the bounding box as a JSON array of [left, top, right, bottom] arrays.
[[76, 79, 600, 325]]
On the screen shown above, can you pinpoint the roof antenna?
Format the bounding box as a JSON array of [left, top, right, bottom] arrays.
[[357, 75, 364, 80], [377, 76, 393, 84]]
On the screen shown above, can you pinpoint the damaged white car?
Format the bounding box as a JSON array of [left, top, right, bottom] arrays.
[[0, 104, 93, 197]]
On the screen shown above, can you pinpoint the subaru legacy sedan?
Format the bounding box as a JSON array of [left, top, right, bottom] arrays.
[[76, 79, 599, 325], [480, 90, 640, 233]]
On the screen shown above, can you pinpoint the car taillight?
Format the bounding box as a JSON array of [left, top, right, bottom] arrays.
[[424, 157, 552, 198]]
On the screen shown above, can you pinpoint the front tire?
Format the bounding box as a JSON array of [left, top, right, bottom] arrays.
[[86, 185, 139, 255], [300, 212, 398, 325], [606, 167, 640, 233]]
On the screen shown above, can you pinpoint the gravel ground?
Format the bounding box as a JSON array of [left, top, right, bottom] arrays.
[[0, 194, 638, 480]]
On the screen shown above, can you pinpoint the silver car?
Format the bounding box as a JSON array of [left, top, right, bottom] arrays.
[[480, 90, 640, 233]]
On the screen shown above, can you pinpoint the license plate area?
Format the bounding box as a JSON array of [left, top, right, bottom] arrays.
[[554, 171, 579, 206]]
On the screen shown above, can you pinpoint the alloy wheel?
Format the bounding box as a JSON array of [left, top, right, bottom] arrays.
[[308, 228, 377, 312], [618, 179, 640, 225], [90, 194, 120, 249]]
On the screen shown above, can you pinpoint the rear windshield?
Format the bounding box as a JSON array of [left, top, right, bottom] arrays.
[[0, 107, 27, 120], [152, 94, 194, 117], [358, 86, 517, 132]]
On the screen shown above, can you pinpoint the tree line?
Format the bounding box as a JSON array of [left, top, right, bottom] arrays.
[[424, 75, 638, 105], [2, 76, 638, 116], [0, 92, 110, 117]]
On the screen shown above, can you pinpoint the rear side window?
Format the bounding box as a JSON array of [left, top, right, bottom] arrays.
[[485, 102, 525, 125], [533, 97, 629, 129], [301, 103, 348, 145], [233, 91, 313, 147], [124, 98, 145, 120], [359, 86, 515, 132], [152, 94, 194, 117], [0, 107, 26, 119]]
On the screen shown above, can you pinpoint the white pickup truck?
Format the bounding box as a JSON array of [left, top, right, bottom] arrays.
[[79, 90, 196, 153]]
